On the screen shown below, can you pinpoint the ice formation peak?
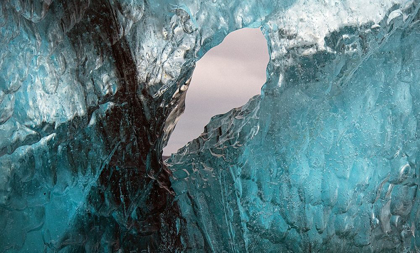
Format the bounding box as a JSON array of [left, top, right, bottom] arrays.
[[0, 0, 419, 252]]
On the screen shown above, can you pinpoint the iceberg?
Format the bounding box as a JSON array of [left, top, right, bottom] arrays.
[[0, 0, 419, 252]]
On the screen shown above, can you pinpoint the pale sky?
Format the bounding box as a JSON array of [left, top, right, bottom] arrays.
[[163, 28, 269, 155]]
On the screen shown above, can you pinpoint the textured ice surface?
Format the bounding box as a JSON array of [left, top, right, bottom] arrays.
[[169, 1, 420, 252], [1, 0, 419, 252]]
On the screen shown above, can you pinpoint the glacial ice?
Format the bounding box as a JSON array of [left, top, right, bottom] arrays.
[[0, 0, 419, 252]]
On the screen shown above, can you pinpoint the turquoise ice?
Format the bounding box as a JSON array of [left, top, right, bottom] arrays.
[[0, 0, 419, 252]]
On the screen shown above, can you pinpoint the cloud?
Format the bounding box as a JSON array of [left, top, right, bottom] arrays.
[[164, 28, 268, 155]]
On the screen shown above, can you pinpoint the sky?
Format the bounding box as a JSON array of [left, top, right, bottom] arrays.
[[163, 28, 269, 155]]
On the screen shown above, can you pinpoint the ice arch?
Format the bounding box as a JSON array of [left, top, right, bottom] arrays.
[[0, 0, 282, 251], [164, 28, 269, 155], [1, 0, 419, 252]]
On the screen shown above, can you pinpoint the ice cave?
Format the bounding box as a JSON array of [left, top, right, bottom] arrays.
[[0, 0, 419, 252]]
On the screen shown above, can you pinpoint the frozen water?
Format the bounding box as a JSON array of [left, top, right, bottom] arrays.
[[0, 0, 419, 252], [168, 1, 420, 252]]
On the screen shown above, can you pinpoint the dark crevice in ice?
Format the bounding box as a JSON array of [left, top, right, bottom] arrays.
[[45, 0, 183, 251]]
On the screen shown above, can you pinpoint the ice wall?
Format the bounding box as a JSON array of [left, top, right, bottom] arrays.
[[168, 1, 420, 252], [0, 0, 419, 252]]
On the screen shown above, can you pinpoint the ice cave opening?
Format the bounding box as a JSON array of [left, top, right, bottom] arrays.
[[2, 0, 420, 252], [164, 28, 269, 156]]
